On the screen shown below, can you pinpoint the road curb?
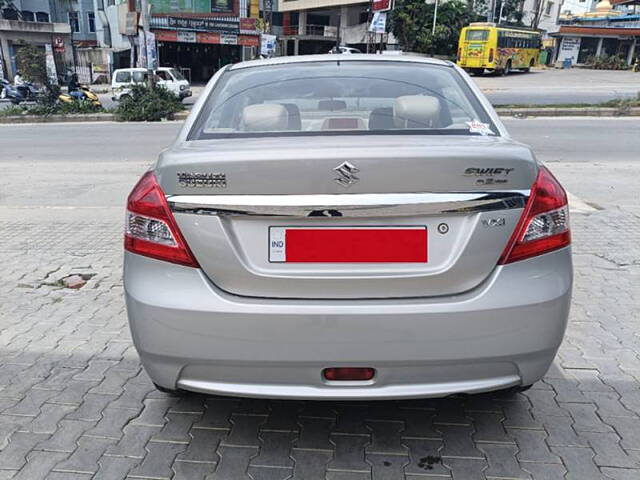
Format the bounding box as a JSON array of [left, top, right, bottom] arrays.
[[495, 107, 640, 117], [0, 110, 190, 124], [1, 107, 639, 124]]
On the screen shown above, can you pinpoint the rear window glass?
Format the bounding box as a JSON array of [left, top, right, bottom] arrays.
[[189, 61, 496, 139], [132, 71, 147, 83], [466, 30, 489, 41], [115, 71, 131, 83]]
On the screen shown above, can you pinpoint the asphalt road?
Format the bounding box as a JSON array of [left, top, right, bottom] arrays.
[[0, 118, 639, 221], [2, 68, 639, 110]]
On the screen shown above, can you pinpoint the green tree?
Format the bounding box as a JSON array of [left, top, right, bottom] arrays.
[[389, 0, 481, 57], [15, 43, 47, 83]]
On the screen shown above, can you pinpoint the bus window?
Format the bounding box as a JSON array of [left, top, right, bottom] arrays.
[[466, 30, 488, 41]]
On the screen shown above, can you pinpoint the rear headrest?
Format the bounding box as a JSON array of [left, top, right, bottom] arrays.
[[393, 96, 441, 129], [241, 104, 288, 132], [318, 100, 347, 111]]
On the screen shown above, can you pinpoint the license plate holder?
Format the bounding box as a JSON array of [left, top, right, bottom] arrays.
[[269, 226, 428, 263]]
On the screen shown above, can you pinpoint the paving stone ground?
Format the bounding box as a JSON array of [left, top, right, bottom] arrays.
[[0, 207, 639, 480]]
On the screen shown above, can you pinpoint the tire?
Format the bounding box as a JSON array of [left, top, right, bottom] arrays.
[[471, 68, 484, 76], [522, 58, 535, 73]]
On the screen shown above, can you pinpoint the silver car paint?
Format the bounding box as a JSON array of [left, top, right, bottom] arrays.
[[125, 55, 571, 398], [124, 247, 571, 399]]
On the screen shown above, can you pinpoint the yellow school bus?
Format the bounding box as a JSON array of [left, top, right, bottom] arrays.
[[457, 23, 541, 75]]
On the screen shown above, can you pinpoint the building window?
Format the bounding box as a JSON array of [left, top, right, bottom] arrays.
[[545, 1, 554, 15], [69, 11, 80, 32], [35, 11, 49, 22], [21, 10, 35, 21], [88, 12, 95, 32]]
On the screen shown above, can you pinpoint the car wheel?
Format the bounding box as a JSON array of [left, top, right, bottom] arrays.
[[471, 68, 484, 76]]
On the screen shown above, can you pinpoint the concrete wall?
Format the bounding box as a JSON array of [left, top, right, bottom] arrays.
[[0, 19, 73, 78]]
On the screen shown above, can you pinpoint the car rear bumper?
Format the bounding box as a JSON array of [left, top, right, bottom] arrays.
[[124, 247, 572, 399]]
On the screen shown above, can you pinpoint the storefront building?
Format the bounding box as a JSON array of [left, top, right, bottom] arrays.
[[150, 0, 259, 82], [554, 0, 639, 66]]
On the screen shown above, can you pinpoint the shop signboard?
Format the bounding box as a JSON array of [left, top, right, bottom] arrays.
[[372, 0, 393, 12], [177, 31, 197, 42], [167, 16, 239, 34], [220, 34, 238, 45], [260, 33, 276, 56], [557, 36, 580, 64], [369, 12, 387, 34], [240, 17, 257, 31], [152, 0, 211, 13]]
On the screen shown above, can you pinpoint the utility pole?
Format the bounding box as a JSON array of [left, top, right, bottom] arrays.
[[366, 0, 373, 53], [431, 0, 439, 35], [140, 0, 153, 88], [498, 0, 505, 24]]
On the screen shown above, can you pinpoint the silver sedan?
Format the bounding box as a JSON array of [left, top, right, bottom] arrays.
[[124, 55, 572, 399]]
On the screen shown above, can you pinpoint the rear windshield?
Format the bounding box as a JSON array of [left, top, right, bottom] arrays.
[[189, 61, 496, 140], [466, 29, 489, 41], [114, 71, 131, 83]]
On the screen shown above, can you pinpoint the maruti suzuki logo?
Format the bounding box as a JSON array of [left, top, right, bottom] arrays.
[[333, 161, 360, 187]]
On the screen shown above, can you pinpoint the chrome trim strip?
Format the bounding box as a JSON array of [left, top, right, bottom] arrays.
[[167, 191, 529, 218]]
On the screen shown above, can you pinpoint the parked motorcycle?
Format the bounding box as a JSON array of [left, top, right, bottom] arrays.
[[0, 78, 40, 104], [58, 85, 102, 107]]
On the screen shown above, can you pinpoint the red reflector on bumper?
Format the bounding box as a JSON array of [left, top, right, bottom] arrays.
[[323, 367, 376, 381]]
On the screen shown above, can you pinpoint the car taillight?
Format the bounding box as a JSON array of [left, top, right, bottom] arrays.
[[499, 166, 570, 264], [125, 172, 199, 267], [488, 48, 494, 63]]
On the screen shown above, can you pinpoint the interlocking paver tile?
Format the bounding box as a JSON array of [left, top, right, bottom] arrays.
[[33, 419, 96, 452], [207, 445, 257, 480], [601, 467, 640, 480], [0, 431, 50, 470], [84, 406, 139, 439], [584, 391, 638, 418], [333, 405, 370, 435], [172, 460, 217, 480], [131, 398, 174, 427], [541, 416, 589, 448], [290, 449, 332, 480], [399, 409, 440, 439], [441, 457, 487, 480], [551, 446, 602, 480], [295, 416, 334, 450], [247, 465, 293, 480], [479, 444, 531, 479], [176, 428, 226, 463], [23, 403, 76, 434], [251, 430, 296, 468], [194, 398, 239, 429], [10, 450, 68, 480], [520, 462, 567, 480], [128, 441, 187, 479], [470, 412, 512, 444], [402, 438, 448, 477], [262, 401, 302, 432], [438, 425, 483, 459], [562, 402, 614, 433], [169, 394, 207, 414], [93, 455, 140, 480], [328, 433, 370, 473], [501, 400, 542, 430], [601, 416, 640, 451], [222, 413, 268, 447], [366, 420, 408, 454], [581, 432, 640, 469], [368, 453, 410, 480], [53, 435, 116, 474], [64, 392, 119, 422], [106, 424, 160, 458], [151, 411, 202, 443], [507, 428, 561, 463]]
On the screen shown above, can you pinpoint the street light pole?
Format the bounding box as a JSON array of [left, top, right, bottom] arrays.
[[431, 0, 439, 36], [498, 0, 505, 24]]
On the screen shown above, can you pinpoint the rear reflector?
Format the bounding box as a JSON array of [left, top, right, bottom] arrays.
[[323, 367, 375, 381]]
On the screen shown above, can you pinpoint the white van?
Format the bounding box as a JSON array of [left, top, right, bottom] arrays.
[[111, 67, 192, 102]]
